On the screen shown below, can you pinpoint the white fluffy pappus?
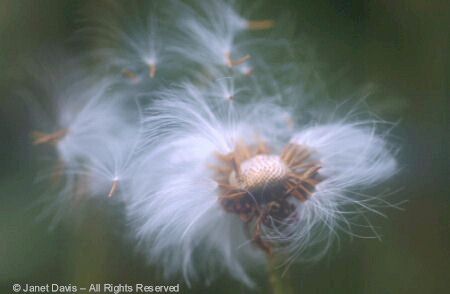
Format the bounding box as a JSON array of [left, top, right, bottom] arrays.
[[171, 0, 275, 75], [84, 0, 175, 83], [24, 60, 123, 166], [126, 80, 398, 286], [24, 56, 138, 223], [70, 124, 142, 201]]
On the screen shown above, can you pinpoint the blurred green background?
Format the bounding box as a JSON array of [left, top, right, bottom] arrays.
[[0, 0, 448, 293]]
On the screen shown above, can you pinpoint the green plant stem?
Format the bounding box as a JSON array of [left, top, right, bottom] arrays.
[[268, 255, 293, 294]]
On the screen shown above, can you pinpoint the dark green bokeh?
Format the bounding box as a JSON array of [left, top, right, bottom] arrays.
[[1, 0, 448, 293]]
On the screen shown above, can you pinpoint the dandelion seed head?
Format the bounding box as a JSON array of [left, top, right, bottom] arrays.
[[124, 76, 398, 285]]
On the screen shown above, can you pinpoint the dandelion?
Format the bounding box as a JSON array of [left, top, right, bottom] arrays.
[[126, 80, 397, 287], [24, 0, 402, 291]]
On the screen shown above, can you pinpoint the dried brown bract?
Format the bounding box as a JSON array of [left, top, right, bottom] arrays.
[[212, 141, 321, 254]]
